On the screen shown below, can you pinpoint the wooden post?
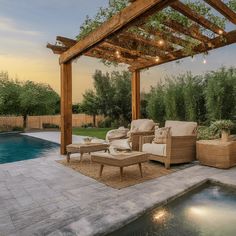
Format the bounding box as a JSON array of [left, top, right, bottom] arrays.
[[60, 62, 72, 155], [131, 70, 140, 120]]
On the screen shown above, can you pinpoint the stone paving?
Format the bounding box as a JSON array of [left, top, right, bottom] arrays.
[[0, 133, 236, 235]]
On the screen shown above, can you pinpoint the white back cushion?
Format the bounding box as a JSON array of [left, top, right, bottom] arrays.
[[165, 120, 197, 136], [131, 119, 155, 132]]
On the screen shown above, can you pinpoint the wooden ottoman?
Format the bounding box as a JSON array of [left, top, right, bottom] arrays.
[[66, 143, 109, 163], [197, 140, 236, 169], [91, 151, 148, 181]]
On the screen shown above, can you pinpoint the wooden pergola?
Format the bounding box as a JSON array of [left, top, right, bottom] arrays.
[[47, 0, 236, 154]]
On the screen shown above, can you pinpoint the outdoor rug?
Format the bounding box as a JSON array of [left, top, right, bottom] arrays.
[[58, 154, 195, 189]]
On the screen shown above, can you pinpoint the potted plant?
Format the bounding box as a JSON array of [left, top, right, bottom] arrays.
[[210, 120, 235, 142]]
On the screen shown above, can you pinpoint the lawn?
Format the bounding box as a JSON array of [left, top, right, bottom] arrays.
[[72, 127, 112, 140]]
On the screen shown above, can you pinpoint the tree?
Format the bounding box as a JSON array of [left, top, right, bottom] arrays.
[[82, 70, 132, 126], [183, 73, 206, 123], [72, 103, 82, 114], [19, 81, 60, 128], [205, 67, 236, 121], [0, 72, 21, 116], [0, 72, 60, 128], [146, 67, 236, 125], [110, 71, 131, 123], [93, 70, 115, 117], [147, 85, 165, 125], [80, 90, 99, 127]]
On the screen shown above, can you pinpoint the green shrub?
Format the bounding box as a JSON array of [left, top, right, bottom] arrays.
[[81, 123, 93, 128], [12, 126, 24, 131], [146, 67, 236, 125], [197, 126, 220, 140], [0, 125, 12, 132], [42, 123, 59, 129], [97, 117, 113, 128], [147, 85, 165, 125], [205, 67, 236, 121], [210, 120, 235, 134]]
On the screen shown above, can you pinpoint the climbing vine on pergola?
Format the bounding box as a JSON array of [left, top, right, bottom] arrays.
[[47, 0, 236, 154]]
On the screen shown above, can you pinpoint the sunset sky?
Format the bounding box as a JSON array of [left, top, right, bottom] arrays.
[[0, 0, 236, 102]]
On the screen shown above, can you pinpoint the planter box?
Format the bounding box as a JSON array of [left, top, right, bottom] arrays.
[[197, 139, 236, 169]]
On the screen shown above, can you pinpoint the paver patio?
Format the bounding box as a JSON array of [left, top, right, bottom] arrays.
[[0, 133, 236, 235]]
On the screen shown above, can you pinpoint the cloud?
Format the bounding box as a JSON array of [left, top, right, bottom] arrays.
[[0, 17, 40, 36]]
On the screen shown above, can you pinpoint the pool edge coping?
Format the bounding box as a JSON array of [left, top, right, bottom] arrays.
[[95, 178, 236, 236]]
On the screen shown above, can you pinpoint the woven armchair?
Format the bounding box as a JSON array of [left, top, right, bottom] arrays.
[[130, 130, 155, 151], [141, 121, 197, 169]]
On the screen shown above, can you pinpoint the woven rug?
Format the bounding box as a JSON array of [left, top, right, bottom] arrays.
[[57, 154, 184, 189]]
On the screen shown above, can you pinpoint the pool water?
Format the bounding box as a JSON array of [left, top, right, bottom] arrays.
[[0, 134, 59, 164], [108, 183, 236, 236]]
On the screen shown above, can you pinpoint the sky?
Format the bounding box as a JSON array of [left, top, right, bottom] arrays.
[[0, 0, 236, 103]]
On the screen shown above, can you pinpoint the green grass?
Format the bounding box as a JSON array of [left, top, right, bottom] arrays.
[[72, 127, 112, 140]]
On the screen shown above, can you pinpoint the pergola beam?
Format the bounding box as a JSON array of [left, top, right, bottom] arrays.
[[56, 36, 77, 47], [139, 26, 190, 48], [171, 1, 225, 35], [118, 33, 174, 59], [59, 0, 176, 64], [132, 70, 140, 120], [99, 42, 154, 63], [205, 0, 236, 24], [85, 48, 136, 65], [60, 62, 72, 154], [47, 43, 67, 54], [130, 30, 236, 71], [163, 19, 210, 43]]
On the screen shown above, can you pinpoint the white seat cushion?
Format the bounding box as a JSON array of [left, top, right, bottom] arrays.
[[142, 143, 166, 157], [110, 138, 131, 150]]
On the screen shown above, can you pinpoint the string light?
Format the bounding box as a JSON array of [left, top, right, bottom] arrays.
[[218, 29, 223, 35], [115, 50, 121, 58], [155, 56, 160, 62], [203, 58, 207, 64], [158, 39, 164, 46]]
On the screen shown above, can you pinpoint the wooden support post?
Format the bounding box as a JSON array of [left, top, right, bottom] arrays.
[[60, 62, 72, 155], [132, 70, 140, 120]]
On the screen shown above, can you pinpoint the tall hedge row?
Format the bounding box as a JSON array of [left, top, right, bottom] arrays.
[[146, 67, 236, 125]]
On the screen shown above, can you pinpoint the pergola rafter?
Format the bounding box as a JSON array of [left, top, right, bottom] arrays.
[[170, 1, 226, 35], [204, 0, 236, 24], [47, 0, 236, 154]]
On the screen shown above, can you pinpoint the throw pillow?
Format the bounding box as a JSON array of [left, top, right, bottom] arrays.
[[153, 127, 170, 144]]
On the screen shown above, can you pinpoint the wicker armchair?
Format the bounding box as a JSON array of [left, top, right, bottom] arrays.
[[140, 121, 197, 169], [106, 119, 157, 151]]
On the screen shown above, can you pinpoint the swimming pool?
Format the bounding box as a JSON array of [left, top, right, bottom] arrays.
[[108, 183, 236, 236], [0, 133, 59, 164]]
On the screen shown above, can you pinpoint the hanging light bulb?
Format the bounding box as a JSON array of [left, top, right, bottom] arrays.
[[218, 29, 223, 35], [158, 39, 164, 46], [155, 56, 160, 62], [115, 50, 121, 58]]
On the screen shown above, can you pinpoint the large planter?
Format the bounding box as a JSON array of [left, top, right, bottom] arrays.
[[197, 139, 236, 169]]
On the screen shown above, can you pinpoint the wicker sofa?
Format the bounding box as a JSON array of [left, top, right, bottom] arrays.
[[106, 119, 156, 151], [141, 120, 197, 169]]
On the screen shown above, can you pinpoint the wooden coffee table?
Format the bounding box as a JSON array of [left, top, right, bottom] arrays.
[[91, 151, 148, 181], [66, 143, 109, 163]]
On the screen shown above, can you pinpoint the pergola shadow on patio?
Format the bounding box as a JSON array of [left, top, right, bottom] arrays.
[[47, 0, 236, 154]]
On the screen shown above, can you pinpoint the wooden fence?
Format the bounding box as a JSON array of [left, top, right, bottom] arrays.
[[0, 114, 104, 129]]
